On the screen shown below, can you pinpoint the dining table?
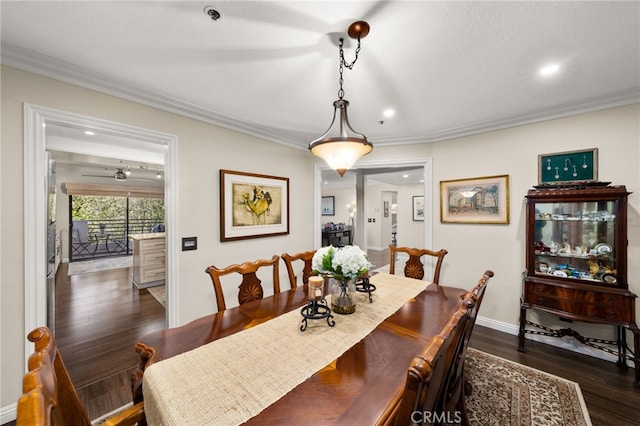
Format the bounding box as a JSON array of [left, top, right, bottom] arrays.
[[132, 272, 467, 425]]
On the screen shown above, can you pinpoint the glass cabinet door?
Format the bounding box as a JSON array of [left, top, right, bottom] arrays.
[[532, 199, 618, 284]]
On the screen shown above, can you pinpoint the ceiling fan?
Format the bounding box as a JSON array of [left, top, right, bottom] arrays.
[[82, 168, 159, 182]]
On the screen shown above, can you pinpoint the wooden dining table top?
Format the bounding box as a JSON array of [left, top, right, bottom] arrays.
[[133, 274, 466, 425]]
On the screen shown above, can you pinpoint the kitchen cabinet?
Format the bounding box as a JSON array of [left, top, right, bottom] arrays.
[[130, 233, 165, 289]]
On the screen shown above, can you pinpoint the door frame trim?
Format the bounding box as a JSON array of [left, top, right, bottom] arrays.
[[23, 103, 179, 370]]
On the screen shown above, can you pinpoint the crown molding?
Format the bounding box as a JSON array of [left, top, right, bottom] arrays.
[[1, 43, 306, 150], [372, 87, 640, 147], [3, 43, 638, 150]]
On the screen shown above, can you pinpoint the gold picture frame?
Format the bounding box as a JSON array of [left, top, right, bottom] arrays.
[[440, 175, 510, 224], [220, 169, 289, 241]]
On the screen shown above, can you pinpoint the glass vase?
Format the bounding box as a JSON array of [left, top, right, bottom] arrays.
[[330, 277, 356, 315]]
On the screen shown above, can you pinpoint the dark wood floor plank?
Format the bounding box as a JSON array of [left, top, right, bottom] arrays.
[[53, 262, 165, 419]]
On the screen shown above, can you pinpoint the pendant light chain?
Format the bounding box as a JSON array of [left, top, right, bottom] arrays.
[[309, 21, 372, 177], [337, 36, 362, 100]]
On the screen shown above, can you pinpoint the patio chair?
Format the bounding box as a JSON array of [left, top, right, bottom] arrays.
[[71, 220, 93, 259]]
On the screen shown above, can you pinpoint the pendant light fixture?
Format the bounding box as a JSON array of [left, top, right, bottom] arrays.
[[114, 169, 127, 181], [309, 21, 373, 177]]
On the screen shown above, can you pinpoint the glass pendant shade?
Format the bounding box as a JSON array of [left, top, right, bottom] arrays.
[[309, 99, 373, 176]]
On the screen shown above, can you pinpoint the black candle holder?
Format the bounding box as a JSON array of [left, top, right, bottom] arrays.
[[300, 298, 335, 331], [355, 276, 376, 303]]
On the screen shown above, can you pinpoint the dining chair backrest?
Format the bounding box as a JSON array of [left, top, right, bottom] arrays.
[[205, 255, 281, 311], [281, 250, 317, 289], [17, 327, 145, 426], [389, 244, 448, 284], [392, 291, 475, 426], [444, 270, 494, 424]]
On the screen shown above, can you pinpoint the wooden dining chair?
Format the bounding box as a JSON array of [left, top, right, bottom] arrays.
[[17, 326, 145, 426], [281, 250, 317, 289], [205, 255, 281, 311], [389, 244, 448, 283], [444, 270, 494, 424], [391, 291, 476, 426]]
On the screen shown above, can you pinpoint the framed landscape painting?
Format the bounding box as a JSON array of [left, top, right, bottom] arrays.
[[321, 196, 335, 216], [220, 170, 289, 241], [440, 174, 510, 224], [412, 196, 425, 221]]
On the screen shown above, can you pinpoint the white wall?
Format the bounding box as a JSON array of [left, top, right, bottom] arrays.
[[2, 64, 639, 413], [365, 105, 640, 337], [393, 184, 425, 250], [1, 66, 315, 409], [364, 183, 425, 251], [321, 186, 355, 226]]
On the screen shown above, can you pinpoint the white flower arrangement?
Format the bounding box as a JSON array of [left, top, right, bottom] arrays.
[[312, 245, 372, 281]]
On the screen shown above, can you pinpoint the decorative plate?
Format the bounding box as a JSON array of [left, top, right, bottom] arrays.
[[594, 243, 612, 254]]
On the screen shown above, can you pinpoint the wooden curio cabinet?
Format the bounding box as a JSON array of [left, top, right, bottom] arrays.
[[518, 184, 639, 386]]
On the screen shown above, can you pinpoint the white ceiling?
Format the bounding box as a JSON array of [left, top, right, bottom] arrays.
[[2, 1, 639, 185]]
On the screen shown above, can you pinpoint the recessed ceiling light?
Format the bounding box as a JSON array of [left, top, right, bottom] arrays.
[[383, 109, 395, 118], [84, 130, 95, 136], [539, 63, 560, 76], [402, 174, 409, 178]]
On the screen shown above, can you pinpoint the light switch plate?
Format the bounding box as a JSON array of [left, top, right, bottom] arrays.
[[182, 237, 197, 251]]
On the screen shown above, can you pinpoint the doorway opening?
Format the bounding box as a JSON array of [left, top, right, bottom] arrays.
[[314, 158, 433, 254], [23, 104, 178, 378]]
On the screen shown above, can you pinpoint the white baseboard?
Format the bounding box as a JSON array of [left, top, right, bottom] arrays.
[[476, 316, 619, 363], [367, 246, 385, 251], [1, 403, 16, 425]]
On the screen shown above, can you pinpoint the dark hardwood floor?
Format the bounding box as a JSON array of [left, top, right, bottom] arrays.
[[9, 250, 638, 425], [53, 261, 165, 420]]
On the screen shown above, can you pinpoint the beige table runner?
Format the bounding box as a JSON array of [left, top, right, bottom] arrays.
[[143, 273, 430, 426]]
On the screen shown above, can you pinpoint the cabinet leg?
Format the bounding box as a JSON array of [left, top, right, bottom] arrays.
[[616, 326, 627, 367], [518, 305, 527, 352], [634, 331, 640, 388]]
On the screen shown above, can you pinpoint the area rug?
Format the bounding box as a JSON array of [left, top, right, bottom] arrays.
[[465, 348, 592, 425], [147, 285, 166, 308], [67, 256, 132, 275]]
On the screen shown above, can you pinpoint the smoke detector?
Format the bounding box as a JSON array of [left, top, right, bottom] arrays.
[[204, 6, 221, 21]]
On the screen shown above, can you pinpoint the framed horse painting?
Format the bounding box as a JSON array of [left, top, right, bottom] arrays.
[[220, 170, 290, 241]]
